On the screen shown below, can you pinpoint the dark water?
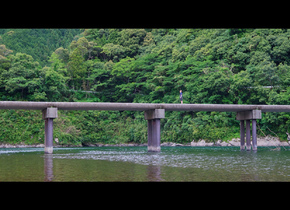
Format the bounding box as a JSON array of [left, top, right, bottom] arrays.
[[1, 146, 290, 181]]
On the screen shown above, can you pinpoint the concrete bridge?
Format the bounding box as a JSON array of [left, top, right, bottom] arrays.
[[1, 101, 290, 153]]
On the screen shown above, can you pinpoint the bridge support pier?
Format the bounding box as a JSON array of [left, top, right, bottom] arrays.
[[236, 110, 261, 151], [240, 120, 245, 150], [144, 109, 165, 152], [246, 120, 251, 151], [42, 107, 58, 154], [252, 119, 257, 151]]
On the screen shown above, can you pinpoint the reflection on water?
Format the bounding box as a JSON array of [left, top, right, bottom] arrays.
[[1, 146, 290, 181], [44, 154, 53, 182], [43, 154, 165, 182], [147, 165, 163, 181]]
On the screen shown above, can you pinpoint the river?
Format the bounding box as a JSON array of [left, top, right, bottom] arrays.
[[0, 146, 290, 181]]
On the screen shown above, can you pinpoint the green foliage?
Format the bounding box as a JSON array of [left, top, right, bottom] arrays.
[[1, 28, 290, 145], [2, 53, 42, 99], [0, 110, 44, 144], [0, 29, 81, 66]]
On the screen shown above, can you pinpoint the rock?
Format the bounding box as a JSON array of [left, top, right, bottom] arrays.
[[228, 140, 240, 146], [220, 141, 229, 146], [160, 142, 183, 146], [215, 140, 222, 146], [35, 144, 45, 148], [215, 140, 230, 146], [286, 132, 290, 141], [232, 138, 240, 142], [191, 140, 197, 146], [197, 140, 206, 146], [191, 143, 197, 146], [190, 140, 213, 146], [280, 142, 289, 146], [258, 140, 270, 146]]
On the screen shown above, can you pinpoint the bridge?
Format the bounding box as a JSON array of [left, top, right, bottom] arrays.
[[1, 101, 290, 153]]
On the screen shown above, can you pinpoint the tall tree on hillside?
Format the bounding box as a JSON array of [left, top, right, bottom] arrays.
[[2, 53, 43, 100]]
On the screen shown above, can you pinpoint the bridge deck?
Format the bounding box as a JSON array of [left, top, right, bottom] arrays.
[[0, 101, 290, 112]]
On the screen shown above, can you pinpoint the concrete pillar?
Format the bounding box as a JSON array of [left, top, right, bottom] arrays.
[[44, 118, 54, 154], [252, 119, 257, 151], [147, 119, 161, 152], [246, 120, 251, 151], [42, 107, 58, 154], [144, 109, 165, 152], [240, 120, 245, 151], [147, 120, 153, 149], [236, 110, 261, 151]]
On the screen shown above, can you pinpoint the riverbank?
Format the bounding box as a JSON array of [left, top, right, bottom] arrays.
[[0, 135, 289, 148], [189, 135, 290, 147]]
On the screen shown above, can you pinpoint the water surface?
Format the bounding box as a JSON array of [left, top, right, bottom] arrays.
[[0, 146, 290, 181]]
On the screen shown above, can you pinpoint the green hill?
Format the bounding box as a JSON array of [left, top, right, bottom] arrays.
[[1, 28, 290, 145], [0, 29, 82, 66]]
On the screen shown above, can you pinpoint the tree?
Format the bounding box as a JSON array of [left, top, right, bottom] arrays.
[[87, 41, 101, 60], [0, 45, 13, 88], [0, 44, 13, 59], [255, 60, 279, 87], [2, 53, 41, 99], [67, 47, 86, 89], [229, 70, 253, 104], [110, 57, 136, 101], [101, 43, 126, 61], [117, 29, 147, 57], [54, 47, 69, 63], [43, 66, 68, 101], [87, 61, 109, 92]]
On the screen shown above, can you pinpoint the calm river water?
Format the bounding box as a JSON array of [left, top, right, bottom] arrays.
[[1, 146, 290, 181]]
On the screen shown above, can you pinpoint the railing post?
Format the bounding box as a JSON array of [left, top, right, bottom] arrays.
[[42, 107, 58, 154], [144, 109, 165, 152]]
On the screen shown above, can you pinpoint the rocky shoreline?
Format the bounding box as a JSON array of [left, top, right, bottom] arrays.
[[0, 135, 289, 148], [189, 135, 290, 147]]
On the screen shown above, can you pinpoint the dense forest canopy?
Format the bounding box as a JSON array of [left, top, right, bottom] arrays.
[[0, 29, 82, 66], [1, 28, 290, 145]]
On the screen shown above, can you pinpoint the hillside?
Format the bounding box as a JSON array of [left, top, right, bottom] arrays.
[[1, 28, 290, 145], [0, 29, 82, 66]]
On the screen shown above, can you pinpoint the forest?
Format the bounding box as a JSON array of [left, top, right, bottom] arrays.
[[1, 28, 290, 145]]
